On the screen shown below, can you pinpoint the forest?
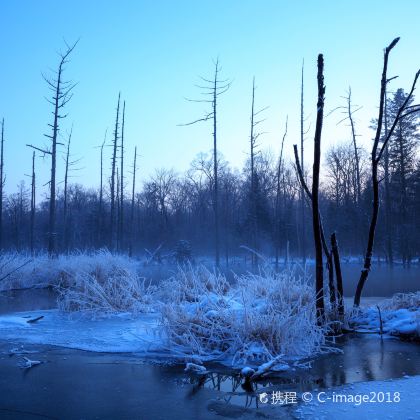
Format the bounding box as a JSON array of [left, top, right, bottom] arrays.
[[0, 43, 419, 267]]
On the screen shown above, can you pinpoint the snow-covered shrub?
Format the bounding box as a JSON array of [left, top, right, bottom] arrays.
[[160, 266, 328, 367]]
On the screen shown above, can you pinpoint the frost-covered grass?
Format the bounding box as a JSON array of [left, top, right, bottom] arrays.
[[57, 268, 155, 316], [380, 291, 420, 311], [159, 265, 329, 366], [0, 250, 140, 291], [0, 252, 337, 367]]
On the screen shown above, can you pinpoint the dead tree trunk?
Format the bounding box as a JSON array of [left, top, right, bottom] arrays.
[[312, 54, 326, 321], [179, 59, 231, 268], [300, 60, 306, 264], [116, 167, 120, 249], [119, 101, 125, 251], [249, 77, 258, 266], [98, 131, 106, 247], [110, 93, 120, 250], [354, 38, 420, 306], [347, 88, 362, 204], [129, 147, 137, 257], [248, 77, 268, 266], [30, 151, 36, 255], [212, 64, 220, 268], [27, 41, 77, 256], [63, 127, 73, 251], [331, 232, 344, 317], [383, 86, 393, 265], [275, 117, 288, 269], [0, 118, 4, 250], [294, 143, 338, 316]]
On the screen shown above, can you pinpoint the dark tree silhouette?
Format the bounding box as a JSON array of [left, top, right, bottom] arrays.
[[129, 146, 137, 257], [119, 101, 126, 251], [27, 40, 78, 256], [0, 118, 4, 250], [312, 54, 326, 321], [179, 58, 231, 267], [110, 93, 121, 250], [354, 38, 420, 307], [30, 151, 36, 255]]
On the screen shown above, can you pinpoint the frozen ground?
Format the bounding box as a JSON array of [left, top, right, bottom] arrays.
[[0, 309, 164, 354], [294, 375, 420, 419]]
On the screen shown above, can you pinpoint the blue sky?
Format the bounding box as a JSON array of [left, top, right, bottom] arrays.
[[1, 0, 419, 196]]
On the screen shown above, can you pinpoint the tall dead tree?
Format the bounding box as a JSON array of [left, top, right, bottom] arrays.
[[346, 88, 362, 204], [335, 87, 363, 253], [295, 56, 331, 320], [354, 38, 420, 306], [110, 93, 121, 250], [116, 167, 120, 248], [27, 40, 78, 256], [129, 146, 137, 257], [275, 117, 288, 269], [294, 143, 339, 318], [312, 54, 326, 321], [179, 58, 231, 267], [63, 126, 72, 251], [97, 130, 106, 246], [0, 118, 4, 250], [30, 151, 36, 255], [300, 60, 306, 263], [249, 77, 268, 266], [119, 101, 126, 250], [383, 77, 398, 265]]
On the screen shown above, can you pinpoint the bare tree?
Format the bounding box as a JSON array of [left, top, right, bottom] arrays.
[[275, 117, 288, 269], [30, 151, 36, 255], [180, 58, 231, 267], [294, 143, 338, 318], [0, 118, 4, 250], [119, 101, 126, 251], [312, 54, 326, 321], [354, 38, 420, 306], [249, 77, 268, 265], [337, 87, 363, 204], [97, 130, 107, 246], [129, 146, 137, 257], [63, 126, 74, 251], [383, 83, 392, 265], [110, 93, 121, 250], [331, 233, 344, 317], [116, 167, 120, 247], [27, 40, 78, 256], [299, 60, 307, 263]]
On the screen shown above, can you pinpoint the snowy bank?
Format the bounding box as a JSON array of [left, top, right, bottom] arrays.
[[349, 292, 420, 340]]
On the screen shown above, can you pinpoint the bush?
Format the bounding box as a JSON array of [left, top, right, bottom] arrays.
[[159, 266, 328, 366]]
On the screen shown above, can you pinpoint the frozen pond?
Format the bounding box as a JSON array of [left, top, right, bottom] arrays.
[[0, 272, 418, 418], [0, 334, 419, 419]]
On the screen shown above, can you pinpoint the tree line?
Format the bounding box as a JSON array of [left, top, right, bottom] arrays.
[[0, 40, 419, 273]]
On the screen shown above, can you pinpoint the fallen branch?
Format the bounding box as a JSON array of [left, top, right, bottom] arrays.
[[27, 316, 44, 324], [0, 259, 32, 283]]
